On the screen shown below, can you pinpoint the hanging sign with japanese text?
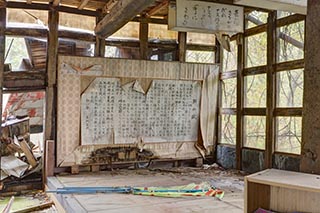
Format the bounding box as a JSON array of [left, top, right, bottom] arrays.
[[169, 0, 244, 34]]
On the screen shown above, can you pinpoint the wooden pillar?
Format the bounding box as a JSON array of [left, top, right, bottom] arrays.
[[94, 11, 106, 57], [139, 18, 149, 60], [301, 0, 320, 174], [236, 33, 244, 170], [0, 6, 6, 175], [44, 5, 59, 173], [265, 11, 277, 168], [177, 32, 187, 62]]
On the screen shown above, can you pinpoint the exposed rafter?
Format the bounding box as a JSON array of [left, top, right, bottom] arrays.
[[95, 0, 157, 38], [102, 0, 119, 14], [78, 0, 90, 10], [145, 0, 168, 17]]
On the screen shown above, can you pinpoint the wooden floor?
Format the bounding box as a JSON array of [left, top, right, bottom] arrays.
[[46, 168, 244, 213]]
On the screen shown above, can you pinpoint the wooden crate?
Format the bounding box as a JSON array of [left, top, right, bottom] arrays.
[[245, 169, 320, 213]]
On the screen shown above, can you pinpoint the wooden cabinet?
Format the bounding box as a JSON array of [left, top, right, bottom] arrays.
[[245, 169, 320, 213]]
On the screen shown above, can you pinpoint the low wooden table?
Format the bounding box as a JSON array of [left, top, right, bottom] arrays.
[[245, 169, 320, 213]]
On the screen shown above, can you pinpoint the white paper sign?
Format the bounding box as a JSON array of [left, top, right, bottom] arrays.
[[81, 78, 201, 145], [169, 0, 244, 34]]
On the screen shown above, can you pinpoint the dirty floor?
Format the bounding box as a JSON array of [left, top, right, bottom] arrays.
[[47, 167, 245, 213]]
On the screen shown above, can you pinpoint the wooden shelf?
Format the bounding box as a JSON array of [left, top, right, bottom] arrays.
[[245, 169, 320, 213]]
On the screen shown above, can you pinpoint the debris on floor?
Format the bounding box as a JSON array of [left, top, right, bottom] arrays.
[[0, 190, 54, 212], [0, 116, 42, 191], [48, 182, 224, 198]]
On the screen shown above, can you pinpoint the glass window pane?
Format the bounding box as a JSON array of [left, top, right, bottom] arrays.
[[59, 12, 95, 32], [187, 32, 215, 45], [5, 37, 29, 71], [276, 117, 302, 154], [245, 32, 267, 67], [245, 74, 266, 107], [220, 114, 236, 145], [245, 11, 268, 29], [277, 11, 295, 19], [149, 24, 177, 40], [277, 69, 303, 107], [277, 21, 304, 62], [244, 116, 266, 149], [7, 9, 48, 26], [186, 50, 214, 63], [222, 78, 237, 108], [222, 41, 237, 72]]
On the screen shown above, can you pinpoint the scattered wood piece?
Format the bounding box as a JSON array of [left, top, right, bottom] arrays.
[[2, 196, 14, 213], [19, 139, 37, 168], [11, 201, 54, 213]]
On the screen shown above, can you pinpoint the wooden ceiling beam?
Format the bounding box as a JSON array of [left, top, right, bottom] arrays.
[[53, 0, 60, 7], [145, 0, 168, 17], [78, 0, 90, 10], [95, 0, 157, 38]]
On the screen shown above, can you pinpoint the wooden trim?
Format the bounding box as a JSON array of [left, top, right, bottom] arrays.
[[178, 32, 186, 62], [139, 18, 149, 60], [274, 108, 302, 116], [5, 2, 97, 17], [95, 0, 157, 38], [45, 7, 59, 143], [94, 11, 106, 57], [265, 11, 277, 169], [0, 8, 5, 161], [78, 0, 90, 10], [243, 108, 266, 116], [220, 108, 237, 115], [277, 14, 305, 28], [132, 17, 167, 25], [243, 65, 267, 76], [220, 70, 237, 80], [236, 33, 244, 170], [242, 146, 265, 152], [186, 44, 216, 52], [275, 59, 304, 72], [245, 24, 267, 37], [6, 27, 48, 38], [3, 71, 46, 89]]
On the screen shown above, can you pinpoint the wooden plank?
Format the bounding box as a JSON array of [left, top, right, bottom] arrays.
[[245, 24, 267, 37], [95, 0, 157, 38], [276, 59, 304, 72], [245, 180, 270, 213], [277, 14, 305, 28], [265, 11, 276, 169], [146, 0, 169, 17], [246, 169, 320, 193], [3, 71, 46, 89], [94, 11, 106, 57], [71, 165, 79, 174], [220, 70, 237, 80], [78, 0, 90, 10], [20, 139, 37, 168], [12, 202, 53, 213], [139, 19, 149, 60], [0, 8, 5, 168], [45, 7, 59, 142], [45, 140, 55, 178], [236, 33, 244, 170], [243, 108, 266, 115], [178, 32, 186, 62], [132, 16, 167, 25], [243, 65, 267, 76], [274, 108, 302, 116]]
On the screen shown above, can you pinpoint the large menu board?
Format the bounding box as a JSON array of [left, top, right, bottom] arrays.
[[81, 78, 201, 145]]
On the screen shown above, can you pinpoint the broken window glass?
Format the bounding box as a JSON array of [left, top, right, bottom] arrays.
[[222, 41, 237, 72], [277, 21, 304, 62], [245, 74, 266, 107], [245, 32, 267, 67], [220, 114, 236, 145], [222, 78, 237, 108], [276, 116, 301, 154], [244, 116, 266, 150], [277, 69, 303, 107]]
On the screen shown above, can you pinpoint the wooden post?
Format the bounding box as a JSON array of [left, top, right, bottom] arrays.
[[215, 39, 222, 161], [94, 10, 106, 57], [139, 18, 149, 60], [178, 32, 187, 62], [0, 6, 6, 175], [301, 0, 320, 174], [45, 140, 55, 177], [236, 33, 244, 170], [44, 5, 59, 183], [265, 11, 277, 169]]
